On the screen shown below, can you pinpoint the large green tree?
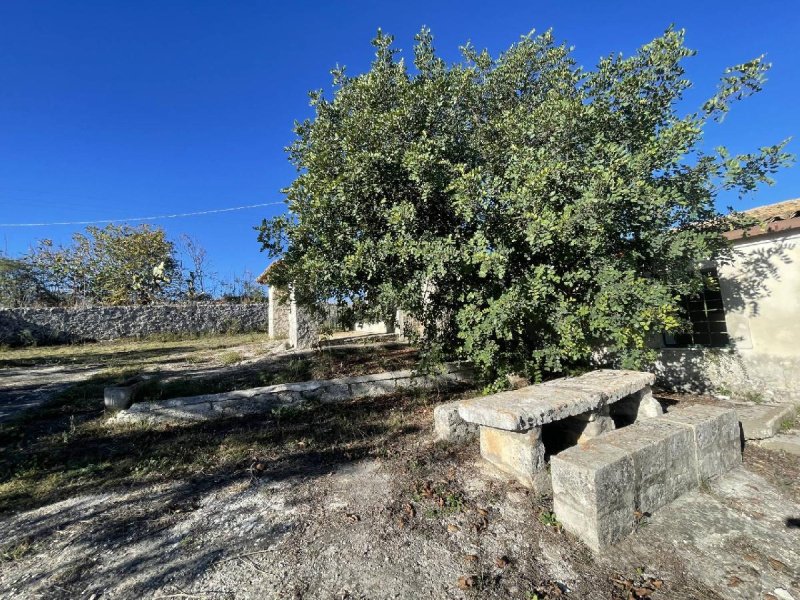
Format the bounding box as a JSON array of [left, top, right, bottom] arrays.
[[258, 27, 792, 384]]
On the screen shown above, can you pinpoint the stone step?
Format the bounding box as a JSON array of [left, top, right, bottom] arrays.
[[734, 403, 796, 440], [759, 430, 800, 455]]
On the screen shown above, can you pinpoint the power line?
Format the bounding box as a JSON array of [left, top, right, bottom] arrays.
[[0, 202, 287, 228]]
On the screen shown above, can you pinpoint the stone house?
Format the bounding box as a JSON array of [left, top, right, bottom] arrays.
[[654, 198, 800, 402]]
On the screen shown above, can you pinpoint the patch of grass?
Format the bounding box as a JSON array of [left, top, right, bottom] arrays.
[[219, 351, 244, 366], [0, 332, 267, 369], [740, 389, 764, 404], [779, 418, 796, 433], [1, 538, 34, 562], [135, 345, 418, 404]]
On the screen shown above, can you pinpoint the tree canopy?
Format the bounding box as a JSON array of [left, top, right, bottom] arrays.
[[26, 224, 181, 306], [258, 27, 792, 384]]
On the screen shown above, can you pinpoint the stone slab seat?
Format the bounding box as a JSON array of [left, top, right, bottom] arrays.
[[457, 369, 656, 432], [454, 369, 658, 489]]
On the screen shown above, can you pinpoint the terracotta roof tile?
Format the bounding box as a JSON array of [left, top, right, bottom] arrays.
[[741, 198, 800, 223]]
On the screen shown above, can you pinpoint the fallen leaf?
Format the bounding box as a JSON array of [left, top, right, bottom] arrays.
[[633, 587, 653, 597], [345, 513, 360, 523], [494, 556, 510, 569], [397, 517, 406, 529], [403, 503, 415, 518], [768, 558, 788, 572], [651, 578, 663, 589], [477, 508, 489, 517], [447, 524, 460, 533], [457, 575, 476, 590], [727, 576, 742, 588], [463, 554, 479, 563]]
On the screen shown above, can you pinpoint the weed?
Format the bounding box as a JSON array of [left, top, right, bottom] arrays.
[[779, 418, 795, 432], [1, 538, 34, 562], [538, 510, 560, 527], [740, 389, 764, 404], [220, 351, 244, 366]]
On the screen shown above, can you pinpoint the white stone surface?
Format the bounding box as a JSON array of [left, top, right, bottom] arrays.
[[735, 403, 796, 440], [552, 404, 742, 551], [479, 426, 549, 489], [551, 442, 636, 552], [759, 430, 800, 455], [660, 404, 742, 483], [433, 401, 479, 444], [458, 369, 654, 432], [458, 385, 604, 431], [268, 286, 291, 340]]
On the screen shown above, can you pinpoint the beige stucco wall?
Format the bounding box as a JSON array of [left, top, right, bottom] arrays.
[[654, 229, 800, 402]]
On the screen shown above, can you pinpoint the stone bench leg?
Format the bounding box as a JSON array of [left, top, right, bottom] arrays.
[[479, 426, 549, 490], [573, 405, 616, 442], [611, 386, 663, 424]]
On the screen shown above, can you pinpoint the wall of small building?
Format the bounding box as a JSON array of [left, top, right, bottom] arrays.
[[654, 228, 800, 402]]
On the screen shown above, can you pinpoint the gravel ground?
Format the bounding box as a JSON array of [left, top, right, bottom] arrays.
[[1, 391, 798, 600]]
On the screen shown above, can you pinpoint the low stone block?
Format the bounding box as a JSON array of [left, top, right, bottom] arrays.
[[661, 404, 741, 482], [104, 376, 152, 411], [349, 378, 398, 397], [735, 403, 796, 440], [479, 426, 548, 489], [551, 442, 636, 551], [602, 419, 697, 515], [760, 431, 800, 455], [315, 384, 351, 404], [433, 401, 478, 444]]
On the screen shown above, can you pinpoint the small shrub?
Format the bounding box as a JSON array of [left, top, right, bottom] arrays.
[[740, 389, 764, 404], [538, 510, 560, 527], [219, 351, 244, 366]]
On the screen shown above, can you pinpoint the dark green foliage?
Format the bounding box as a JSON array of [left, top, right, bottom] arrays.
[[258, 27, 792, 384]]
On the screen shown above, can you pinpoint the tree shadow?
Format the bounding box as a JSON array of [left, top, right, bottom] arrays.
[[0, 345, 206, 369], [0, 386, 461, 597], [721, 239, 795, 319]]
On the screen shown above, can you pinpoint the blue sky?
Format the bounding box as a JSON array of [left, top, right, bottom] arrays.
[[0, 0, 797, 285]]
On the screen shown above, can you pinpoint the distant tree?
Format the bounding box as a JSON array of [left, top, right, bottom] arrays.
[[219, 270, 267, 303], [258, 27, 792, 385], [28, 224, 180, 305], [179, 234, 214, 300], [0, 256, 56, 307]]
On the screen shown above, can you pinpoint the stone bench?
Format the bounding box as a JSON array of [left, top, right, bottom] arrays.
[[448, 370, 662, 488], [551, 404, 741, 551]]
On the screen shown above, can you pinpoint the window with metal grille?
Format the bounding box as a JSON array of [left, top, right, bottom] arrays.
[[663, 268, 730, 348]]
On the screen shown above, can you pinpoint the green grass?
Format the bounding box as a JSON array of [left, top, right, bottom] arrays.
[[0, 332, 269, 369], [219, 351, 245, 366]]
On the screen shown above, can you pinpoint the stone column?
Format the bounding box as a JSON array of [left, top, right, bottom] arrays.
[[479, 426, 550, 490], [268, 286, 291, 340], [288, 290, 319, 350]]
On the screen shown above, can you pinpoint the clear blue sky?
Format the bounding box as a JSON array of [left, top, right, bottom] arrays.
[[0, 0, 797, 284]]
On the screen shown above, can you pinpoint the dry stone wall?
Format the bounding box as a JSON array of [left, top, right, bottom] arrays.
[[0, 302, 269, 346]]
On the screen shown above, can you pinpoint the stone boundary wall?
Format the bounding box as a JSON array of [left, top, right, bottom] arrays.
[[113, 363, 474, 425], [0, 302, 269, 346]]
